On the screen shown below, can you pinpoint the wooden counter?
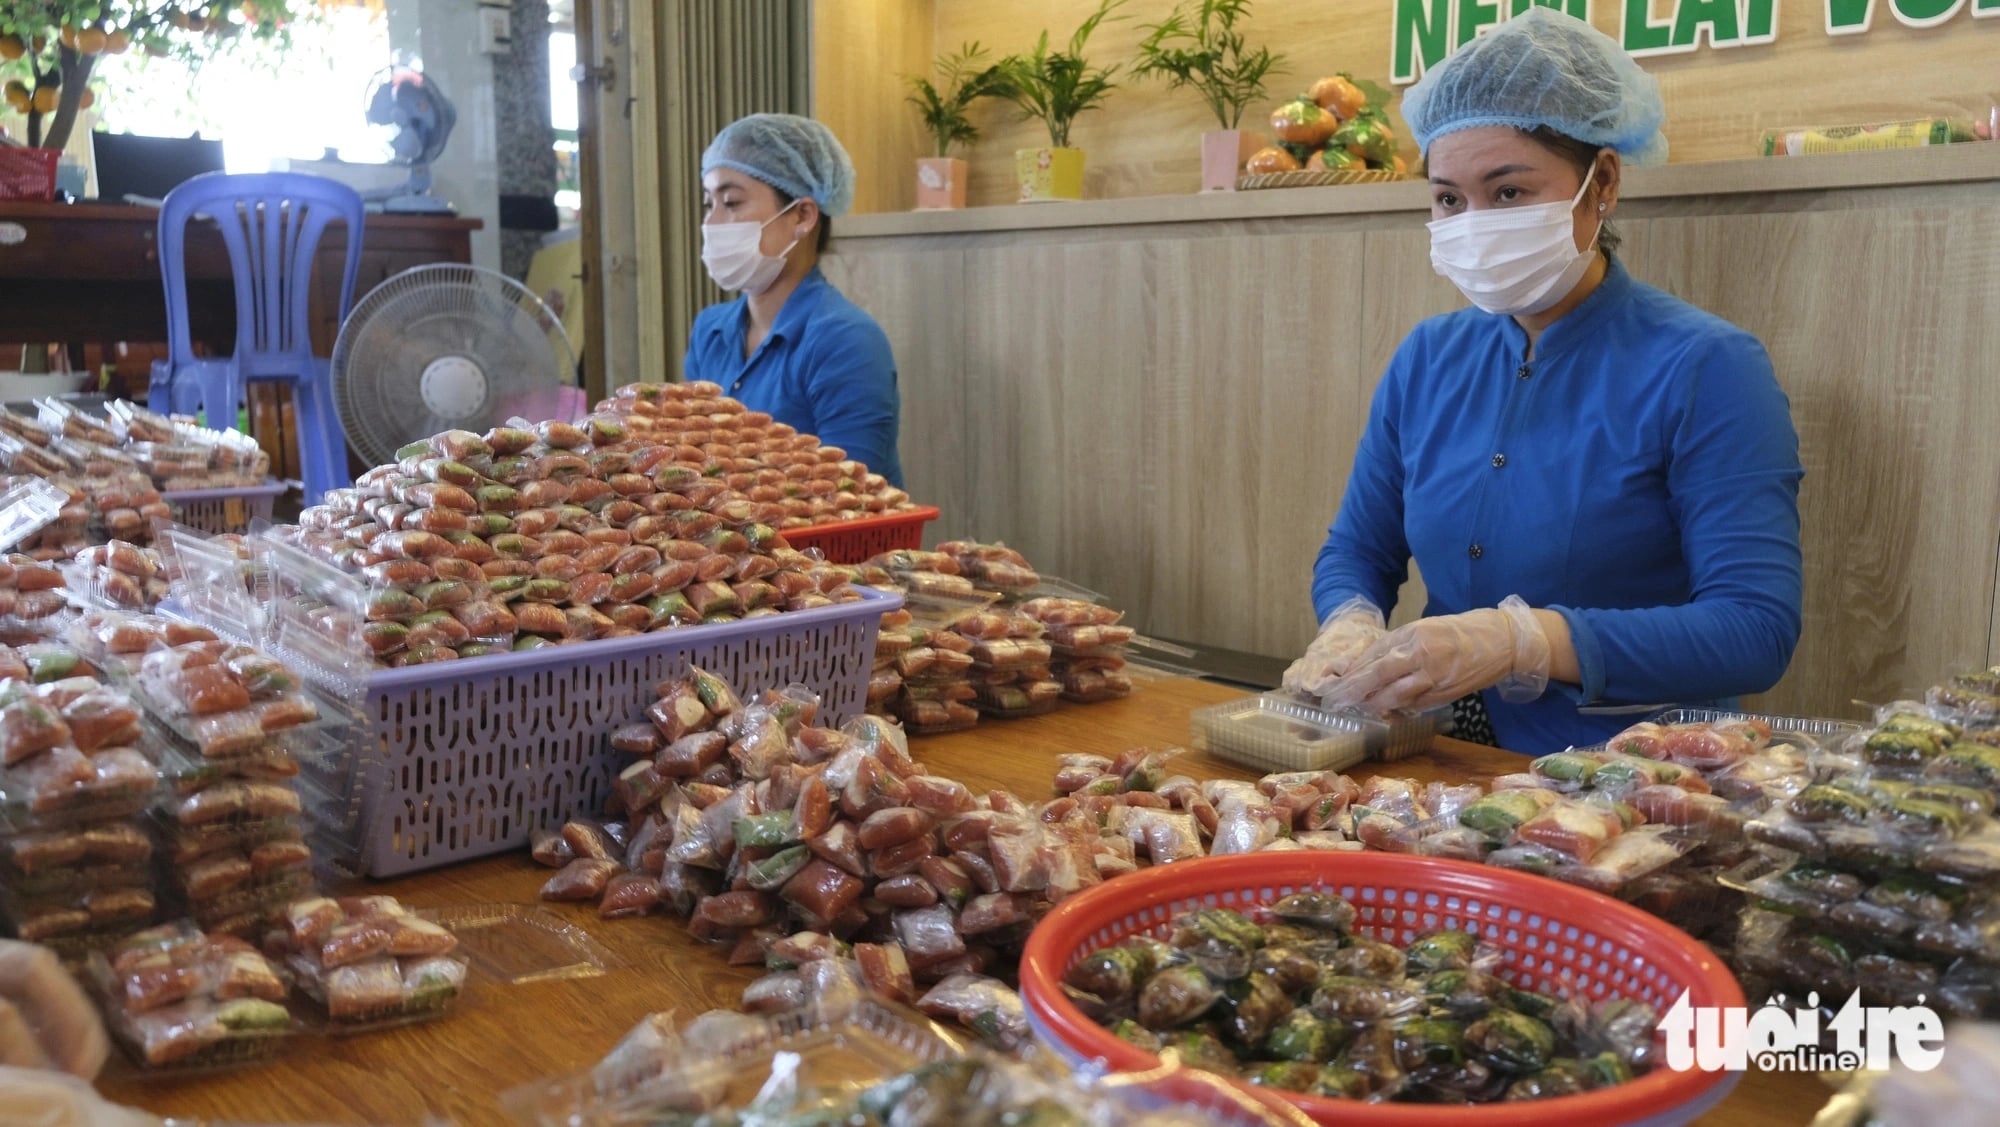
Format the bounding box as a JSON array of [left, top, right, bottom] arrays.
[[96, 677, 1827, 1127], [820, 145, 2000, 731]]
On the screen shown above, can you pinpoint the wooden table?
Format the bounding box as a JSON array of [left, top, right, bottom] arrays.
[[96, 677, 1829, 1126]]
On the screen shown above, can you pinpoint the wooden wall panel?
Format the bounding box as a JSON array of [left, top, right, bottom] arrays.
[[811, 0, 935, 216], [820, 0, 2000, 209], [830, 180, 2000, 719], [818, 244, 974, 532], [1617, 203, 2000, 717]]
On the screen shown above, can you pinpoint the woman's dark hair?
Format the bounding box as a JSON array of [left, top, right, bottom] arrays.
[[1523, 126, 1620, 254], [771, 187, 832, 253]]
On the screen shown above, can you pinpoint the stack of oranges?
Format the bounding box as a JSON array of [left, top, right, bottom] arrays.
[[1247, 74, 1408, 178], [1, 26, 129, 115]]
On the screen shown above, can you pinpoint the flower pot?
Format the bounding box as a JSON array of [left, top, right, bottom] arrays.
[[1016, 147, 1085, 203], [1201, 129, 1266, 193], [915, 157, 967, 210]]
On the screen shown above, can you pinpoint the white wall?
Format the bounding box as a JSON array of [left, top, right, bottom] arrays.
[[388, 0, 501, 271]]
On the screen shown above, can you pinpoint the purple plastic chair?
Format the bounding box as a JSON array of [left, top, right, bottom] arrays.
[[149, 172, 364, 504]]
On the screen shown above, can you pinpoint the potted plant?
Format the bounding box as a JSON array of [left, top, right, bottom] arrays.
[[997, 0, 1125, 203], [904, 41, 1010, 210], [1133, 0, 1283, 193]]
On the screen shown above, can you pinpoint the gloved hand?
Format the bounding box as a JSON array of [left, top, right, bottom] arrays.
[[0, 941, 109, 1079], [0, 1067, 162, 1127], [1281, 598, 1388, 700], [1321, 595, 1552, 716]]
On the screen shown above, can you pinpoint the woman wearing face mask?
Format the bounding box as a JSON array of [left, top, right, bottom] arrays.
[[686, 114, 904, 487], [1286, 8, 1802, 753]]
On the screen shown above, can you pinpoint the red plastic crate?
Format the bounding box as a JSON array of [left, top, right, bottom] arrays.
[[0, 148, 59, 202], [780, 505, 939, 564]]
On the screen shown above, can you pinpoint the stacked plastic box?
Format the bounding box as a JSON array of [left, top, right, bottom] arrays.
[[74, 611, 337, 940], [1016, 595, 1135, 704], [0, 640, 162, 952], [852, 553, 983, 734], [934, 542, 1063, 718]]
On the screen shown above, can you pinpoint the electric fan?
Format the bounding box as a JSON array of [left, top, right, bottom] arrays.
[[330, 264, 580, 468], [363, 65, 457, 214]]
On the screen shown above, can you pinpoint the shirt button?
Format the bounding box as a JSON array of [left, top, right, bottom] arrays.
[[1491, 454, 1507, 468], [1469, 544, 1484, 560], [1517, 365, 1532, 380]]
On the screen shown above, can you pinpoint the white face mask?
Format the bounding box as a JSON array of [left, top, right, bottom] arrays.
[[1427, 168, 1603, 317], [701, 199, 802, 295]]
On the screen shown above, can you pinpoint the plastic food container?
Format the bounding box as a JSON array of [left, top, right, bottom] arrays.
[[1190, 692, 1434, 772], [1019, 852, 1745, 1127], [420, 903, 616, 984]]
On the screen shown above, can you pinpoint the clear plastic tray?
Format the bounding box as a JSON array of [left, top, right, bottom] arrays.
[[1190, 692, 1435, 772], [0, 477, 68, 552], [284, 951, 465, 1032], [503, 1000, 966, 1126], [420, 903, 616, 984]]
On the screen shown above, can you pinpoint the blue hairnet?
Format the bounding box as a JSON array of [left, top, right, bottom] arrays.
[[1403, 7, 1668, 166], [702, 114, 857, 218]]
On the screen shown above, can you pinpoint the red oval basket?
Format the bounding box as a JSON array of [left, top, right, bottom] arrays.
[[1019, 853, 1744, 1127]]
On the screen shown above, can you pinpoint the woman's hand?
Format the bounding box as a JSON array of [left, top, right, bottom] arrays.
[[1282, 598, 1388, 699], [0, 941, 109, 1079], [1322, 596, 1554, 715]]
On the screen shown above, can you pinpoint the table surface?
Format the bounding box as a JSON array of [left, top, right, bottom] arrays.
[[96, 677, 1826, 1127]]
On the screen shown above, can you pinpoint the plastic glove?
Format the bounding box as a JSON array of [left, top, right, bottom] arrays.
[[0, 942, 109, 1080], [0, 1066, 161, 1127], [1281, 598, 1387, 699], [1321, 595, 1552, 716]]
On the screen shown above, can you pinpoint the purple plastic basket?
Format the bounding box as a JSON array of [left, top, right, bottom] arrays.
[[163, 481, 288, 535], [327, 587, 899, 877]]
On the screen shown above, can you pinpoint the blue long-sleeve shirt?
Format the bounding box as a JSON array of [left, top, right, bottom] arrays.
[[685, 267, 904, 487], [1313, 258, 1803, 754]]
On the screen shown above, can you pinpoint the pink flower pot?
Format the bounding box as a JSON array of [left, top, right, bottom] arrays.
[[915, 157, 967, 210], [1201, 129, 1266, 193]]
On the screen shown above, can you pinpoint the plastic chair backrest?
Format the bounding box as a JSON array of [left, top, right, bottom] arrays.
[[157, 172, 366, 375]]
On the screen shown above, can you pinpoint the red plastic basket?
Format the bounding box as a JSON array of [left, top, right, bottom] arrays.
[[780, 505, 939, 564], [1019, 853, 1744, 1127], [0, 148, 60, 202]]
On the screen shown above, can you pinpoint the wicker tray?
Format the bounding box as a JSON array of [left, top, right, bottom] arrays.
[[1236, 168, 1406, 191]]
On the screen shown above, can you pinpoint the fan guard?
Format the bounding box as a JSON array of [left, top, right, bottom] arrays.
[[332, 263, 576, 468]]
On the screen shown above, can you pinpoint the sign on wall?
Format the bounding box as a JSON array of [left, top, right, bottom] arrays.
[[1392, 0, 2000, 83]]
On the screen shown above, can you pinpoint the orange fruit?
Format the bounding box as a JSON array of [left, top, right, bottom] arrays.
[[1392, 155, 1409, 176], [76, 28, 107, 54], [58, 25, 77, 49], [105, 30, 130, 54], [3, 81, 29, 112], [0, 33, 25, 60], [80, 89, 96, 109], [32, 86, 59, 113], [1311, 74, 1368, 121], [1270, 98, 1336, 147], [31, 35, 46, 54], [1246, 146, 1302, 175]]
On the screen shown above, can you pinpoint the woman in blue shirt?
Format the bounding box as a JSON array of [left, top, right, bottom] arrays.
[[685, 114, 904, 487], [1288, 9, 1803, 754]]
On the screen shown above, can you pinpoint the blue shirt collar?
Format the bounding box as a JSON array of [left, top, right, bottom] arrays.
[[1495, 254, 1635, 361], [703, 266, 832, 353]]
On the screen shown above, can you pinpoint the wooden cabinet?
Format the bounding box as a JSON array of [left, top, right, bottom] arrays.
[[0, 201, 481, 480]]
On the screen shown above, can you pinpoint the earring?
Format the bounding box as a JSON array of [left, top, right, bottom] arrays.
[[1598, 203, 1607, 212]]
